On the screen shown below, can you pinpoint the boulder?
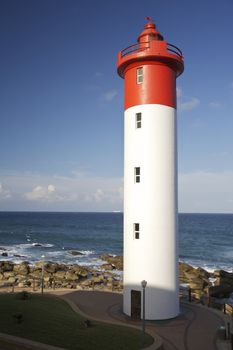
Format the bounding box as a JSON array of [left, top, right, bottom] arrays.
[[35, 261, 45, 269], [100, 264, 114, 270], [44, 276, 52, 283], [0, 281, 9, 287], [65, 271, 79, 281], [1, 252, 8, 257], [214, 270, 233, 287], [70, 265, 89, 277], [68, 250, 84, 256], [8, 277, 17, 284], [188, 277, 206, 290], [3, 271, 15, 279], [100, 255, 123, 270], [29, 270, 42, 279], [209, 284, 233, 298], [195, 267, 211, 279], [13, 262, 30, 275], [0, 261, 14, 272], [18, 282, 26, 288], [45, 262, 59, 273], [76, 285, 83, 290], [93, 275, 104, 284], [54, 271, 67, 280]]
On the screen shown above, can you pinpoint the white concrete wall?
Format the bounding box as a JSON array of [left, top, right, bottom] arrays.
[[123, 104, 179, 320]]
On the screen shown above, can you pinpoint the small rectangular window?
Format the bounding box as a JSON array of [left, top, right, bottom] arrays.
[[134, 223, 140, 239], [134, 167, 140, 183], [137, 67, 143, 84], [136, 113, 141, 129]]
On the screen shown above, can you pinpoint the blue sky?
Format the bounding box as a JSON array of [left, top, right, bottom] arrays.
[[0, 0, 233, 212]]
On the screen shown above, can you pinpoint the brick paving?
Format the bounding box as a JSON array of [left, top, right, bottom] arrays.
[[55, 290, 231, 350]]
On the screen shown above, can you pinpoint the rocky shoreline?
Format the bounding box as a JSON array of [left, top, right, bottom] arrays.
[[0, 255, 124, 292], [0, 255, 233, 304]]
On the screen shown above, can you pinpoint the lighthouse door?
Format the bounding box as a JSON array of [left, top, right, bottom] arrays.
[[131, 290, 141, 319]]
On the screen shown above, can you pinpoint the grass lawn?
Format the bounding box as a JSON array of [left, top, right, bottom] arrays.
[[0, 292, 153, 350]]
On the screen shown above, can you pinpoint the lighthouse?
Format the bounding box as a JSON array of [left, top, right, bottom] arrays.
[[117, 18, 184, 320]]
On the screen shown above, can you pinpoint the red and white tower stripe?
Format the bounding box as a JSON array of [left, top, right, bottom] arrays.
[[117, 19, 184, 320]]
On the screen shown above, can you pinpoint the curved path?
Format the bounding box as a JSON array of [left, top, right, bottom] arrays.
[[53, 290, 228, 350]]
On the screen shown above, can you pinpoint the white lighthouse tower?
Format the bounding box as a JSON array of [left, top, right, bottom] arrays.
[[117, 18, 184, 320]]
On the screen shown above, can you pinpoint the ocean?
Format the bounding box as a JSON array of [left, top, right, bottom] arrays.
[[0, 212, 232, 272]]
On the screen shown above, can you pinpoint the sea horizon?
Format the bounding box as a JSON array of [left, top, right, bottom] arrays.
[[0, 212, 232, 273], [1, 210, 233, 214]]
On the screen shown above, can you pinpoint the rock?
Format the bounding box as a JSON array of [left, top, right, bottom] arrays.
[[214, 270, 233, 287], [214, 270, 233, 278], [54, 271, 67, 280], [35, 261, 46, 269], [76, 285, 83, 290], [3, 272, 15, 279], [179, 262, 194, 273], [44, 276, 52, 283], [0, 281, 9, 287], [209, 284, 233, 298], [70, 265, 89, 277], [18, 282, 26, 288], [61, 282, 69, 288], [100, 255, 123, 270], [93, 275, 104, 284], [188, 278, 206, 290], [45, 262, 59, 273], [13, 262, 30, 275], [0, 261, 14, 272], [68, 250, 84, 256], [32, 243, 42, 247], [196, 267, 211, 279], [29, 270, 42, 279], [81, 279, 93, 287], [100, 263, 114, 270], [65, 271, 79, 281], [1, 252, 8, 257], [8, 277, 17, 284]]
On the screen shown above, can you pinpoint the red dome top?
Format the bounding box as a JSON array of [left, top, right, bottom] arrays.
[[137, 21, 164, 43]]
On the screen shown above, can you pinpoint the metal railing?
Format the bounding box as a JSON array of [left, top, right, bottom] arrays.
[[167, 43, 183, 59], [121, 42, 150, 58], [120, 41, 183, 60]]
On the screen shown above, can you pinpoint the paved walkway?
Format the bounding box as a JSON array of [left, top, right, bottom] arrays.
[[53, 290, 231, 350]]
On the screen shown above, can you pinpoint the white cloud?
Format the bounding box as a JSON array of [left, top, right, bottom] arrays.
[[48, 184, 56, 193], [176, 87, 200, 111], [0, 182, 11, 199], [102, 90, 118, 102], [3, 169, 233, 213], [178, 97, 200, 111], [0, 171, 123, 211], [24, 184, 59, 201], [209, 102, 222, 109]]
